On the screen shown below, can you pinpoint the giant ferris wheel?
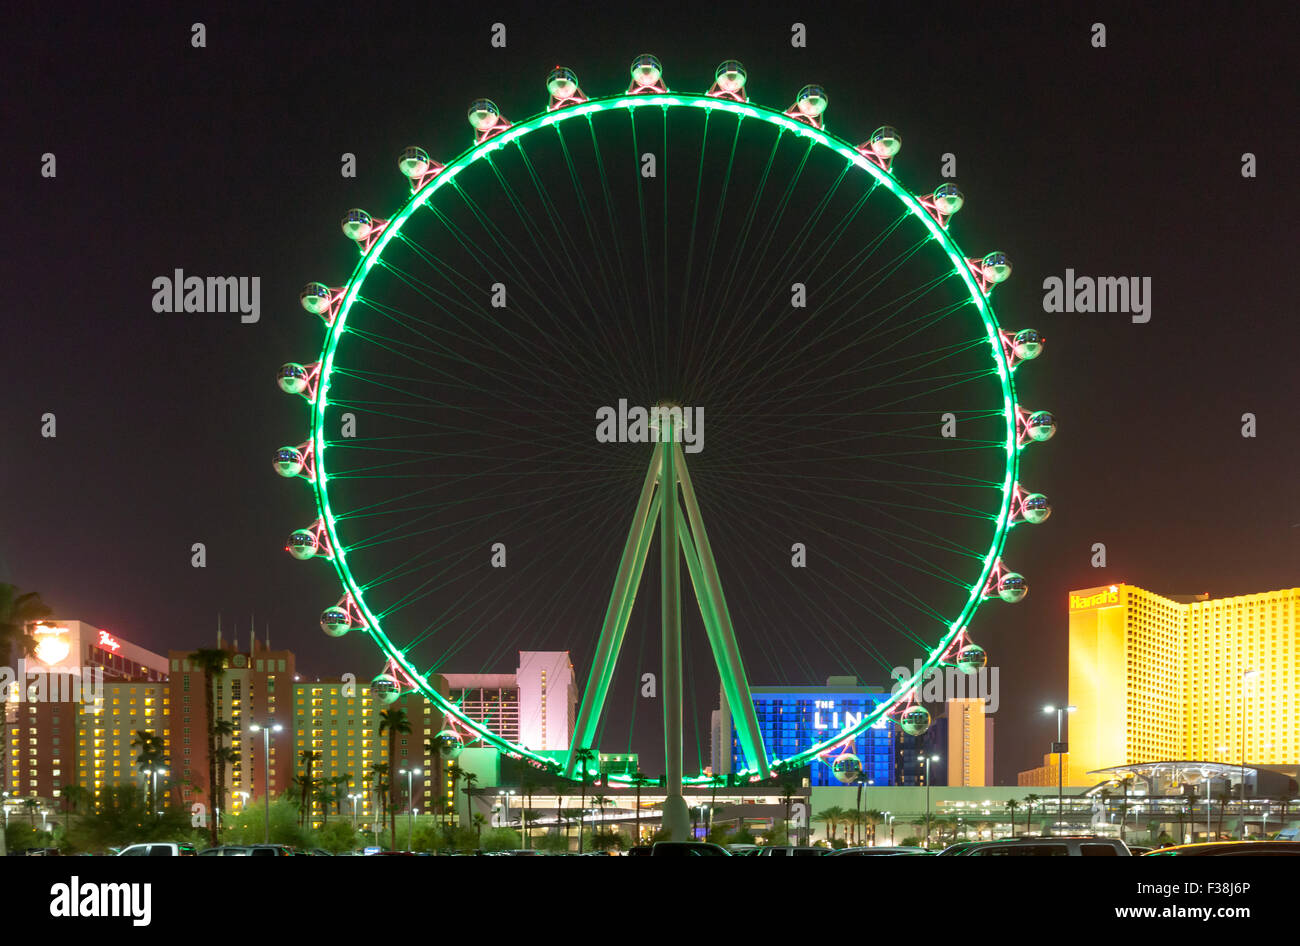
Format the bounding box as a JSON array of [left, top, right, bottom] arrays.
[[272, 56, 1054, 838]]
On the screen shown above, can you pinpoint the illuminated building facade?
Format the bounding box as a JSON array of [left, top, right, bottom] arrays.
[[442, 651, 578, 753], [2, 620, 168, 804], [927, 698, 993, 787], [292, 680, 446, 829], [714, 677, 896, 787], [1062, 583, 1300, 786]]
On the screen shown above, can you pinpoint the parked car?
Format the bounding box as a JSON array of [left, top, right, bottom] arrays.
[[645, 841, 731, 856], [197, 844, 296, 856], [826, 846, 933, 856], [1143, 841, 1300, 856], [754, 845, 827, 856], [940, 836, 1130, 856], [116, 842, 198, 856]]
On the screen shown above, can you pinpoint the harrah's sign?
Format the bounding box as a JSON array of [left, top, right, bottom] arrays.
[[1069, 588, 1120, 610]]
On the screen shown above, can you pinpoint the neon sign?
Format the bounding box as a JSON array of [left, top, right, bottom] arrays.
[[32, 625, 71, 666], [1069, 588, 1120, 610], [97, 630, 121, 652]]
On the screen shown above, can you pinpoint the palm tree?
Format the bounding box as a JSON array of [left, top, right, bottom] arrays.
[[460, 769, 479, 822], [863, 809, 885, 846], [445, 763, 465, 827], [815, 806, 842, 842], [472, 812, 487, 848], [630, 771, 652, 846], [131, 729, 165, 813], [297, 750, 322, 825], [572, 747, 597, 853], [779, 778, 799, 844], [519, 773, 538, 849], [187, 647, 228, 846], [0, 584, 52, 669], [369, 762, 390, 832], [1024, 794, 1040, 835], [1005, 798, 1019, 837], [378, 708, 411, 849], [213, 718, 236, 830], [315, 781, 340, 827], [23, 796, 40, 827]]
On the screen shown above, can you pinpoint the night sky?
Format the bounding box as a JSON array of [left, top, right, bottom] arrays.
[[5, 2, 1297, 784]]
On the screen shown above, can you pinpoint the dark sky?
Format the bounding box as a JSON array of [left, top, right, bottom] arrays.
[[5, 1, 1297, 784]]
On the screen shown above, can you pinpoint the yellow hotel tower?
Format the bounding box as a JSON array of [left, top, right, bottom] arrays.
[[1065, 583, 1300, 784]]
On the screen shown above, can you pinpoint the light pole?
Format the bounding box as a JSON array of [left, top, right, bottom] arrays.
[[399, 766, 421, 851], [1043, 704, 1076, 833], [1241, 670, 1258, 809], [923, 754, 940, 849], [142, 767, 166, 817], [248, 721, 283, 844], [349, 792, 362, 832], [884, 812, 895, 845], [855, 777, 873, 846]]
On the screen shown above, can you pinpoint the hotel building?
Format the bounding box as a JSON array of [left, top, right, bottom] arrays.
[[1035, 583, 1300, 785]]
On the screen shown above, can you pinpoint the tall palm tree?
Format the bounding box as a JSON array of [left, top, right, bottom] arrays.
[[815, 807, 842, 842], [445, 762, 465, 827], [297, 750, 322, 826], [0, 584, 52, 669], [460, 769, 479, 826], [378, 708, 411, 850], [1005, 798, 1019, 837], [519, 772, 538, 849], [187, 647, 228, 846], [369, 762, 390, 831], [863, 809, 885, 846], [213, 718, 236, 830], [630, 771, 652, 846], [472, 812, 487, 848], [572, 747, 597, 853], [131, 729, 165, 813], [1024, 794, 1040, 835]]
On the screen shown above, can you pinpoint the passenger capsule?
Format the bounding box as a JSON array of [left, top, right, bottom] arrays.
[[956, 644, 987, 674], [899, 705, 932, 736], [932, 184, 964, 215], [1013, 329, 1044, 361], [1026, 410, 1057, 442], [794, 84, 829, 118], [1021, 492, 1052, 524], [714, 60, 747, 93], [287, 529, 318, 560], [320, 607, 351, 637], [831, 754, 862, 784], [371, 673, 401, 705], [998, 572, 1028, 603], [546, 66, 580, 98], [431, 730, 464, 759], [981, 252, 1012, 284], [467, 99, 501, 131], [277, 363, 310, 395], [870, 125, 902, 158], [341, 209, 373, 242], [629, 54, 663, 88], [273, 446, 305, 478], [300, 282, 333, 315], [398, 146, 431, 179]]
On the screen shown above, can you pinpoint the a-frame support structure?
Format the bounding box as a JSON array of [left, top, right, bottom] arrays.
[[564, 416, 770, 841]]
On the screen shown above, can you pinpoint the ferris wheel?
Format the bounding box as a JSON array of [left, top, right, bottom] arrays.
[[273, 55, 1054, 838]]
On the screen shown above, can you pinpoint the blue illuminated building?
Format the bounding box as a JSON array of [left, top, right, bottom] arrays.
[[714, 676, 899, 787]]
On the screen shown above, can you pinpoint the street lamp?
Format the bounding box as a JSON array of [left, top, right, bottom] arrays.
[[142, 767, 166, 817], [924, 754, 940, 849], [247, 721, 283, 844], [1241, 670, 1258, 807], [855, 777, 874, 846], [348, 792, 363, 832], [1043, 704, 1077, 833], [399, 767, 422, 851]]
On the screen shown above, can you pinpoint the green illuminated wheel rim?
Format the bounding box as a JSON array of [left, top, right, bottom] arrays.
[[276, 71, 1053, 784]]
